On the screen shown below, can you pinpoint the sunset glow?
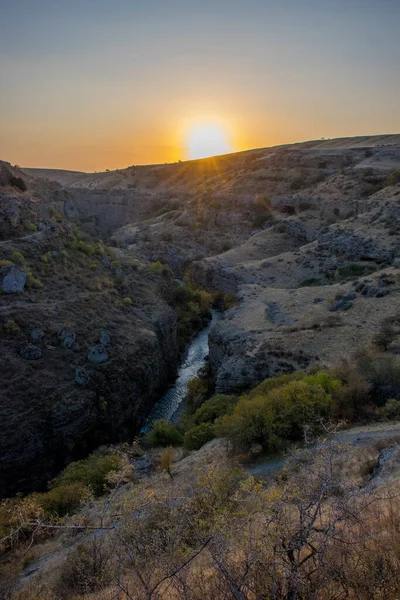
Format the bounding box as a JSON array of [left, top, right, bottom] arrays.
[[186, 121, 232, 160], [1, 1, 399, 171]]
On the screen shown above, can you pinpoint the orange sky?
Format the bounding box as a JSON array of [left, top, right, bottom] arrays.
[[1, 1, 399, 172]]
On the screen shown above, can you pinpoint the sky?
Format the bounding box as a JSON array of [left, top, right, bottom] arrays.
[[0, 0, 399, 171]]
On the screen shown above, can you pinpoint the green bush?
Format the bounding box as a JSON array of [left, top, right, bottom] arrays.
[[248, 372, 305, 398], [48, 205, 63, 221], [26, 223, 37, 232], [41, 251, 52, 264], [52, 453, 122, 497], [186, 377, 211, 413], [377, 398, 400, 421], [184, 423, 215, 451], [150, 261, 171, 276], [76, 240, 96, 256], [146, 420, 183, 447], [0, 259, 13, 268], [26, 272, 42, 288], [385, 169, 400, 187], [216, 375, 337, 451], [122, 296, 132, 304], [11, 250, 25, 265], [173, 282, 212, 349], [216, 395, 279, 451], [192, 394, 237, 426], [34, 483, 89, 517]]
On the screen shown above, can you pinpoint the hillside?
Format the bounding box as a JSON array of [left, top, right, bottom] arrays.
[[2, 134, 400, 598], [0, 162, 180, 496], [16, 135, 400, 391]]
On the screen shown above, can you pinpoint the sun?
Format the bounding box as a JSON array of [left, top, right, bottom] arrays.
[[186, 121, 232, 160]]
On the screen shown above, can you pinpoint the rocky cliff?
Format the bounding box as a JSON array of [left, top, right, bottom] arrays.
[[0, 169, 179, 496]]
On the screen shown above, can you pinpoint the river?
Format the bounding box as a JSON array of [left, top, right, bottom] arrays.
[[140, 310, 219, 432]]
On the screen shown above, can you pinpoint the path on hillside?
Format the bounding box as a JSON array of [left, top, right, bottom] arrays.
[[0, 230, 44, 246], [247, 423, 400, 480]]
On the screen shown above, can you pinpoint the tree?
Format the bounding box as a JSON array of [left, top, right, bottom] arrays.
[[159, 446, 174, 479]]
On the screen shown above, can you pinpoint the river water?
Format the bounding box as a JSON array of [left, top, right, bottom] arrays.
[[140, 310, 219, 432]]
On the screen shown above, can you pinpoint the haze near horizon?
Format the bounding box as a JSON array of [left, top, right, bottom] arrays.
[[0, 0, 399, 171]]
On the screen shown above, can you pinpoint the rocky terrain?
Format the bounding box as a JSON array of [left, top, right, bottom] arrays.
[[3, 133, 400, 494], [0, 163, 179, 496]]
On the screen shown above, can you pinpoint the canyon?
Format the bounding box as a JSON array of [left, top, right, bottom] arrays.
[[1, 133, 400, 496]]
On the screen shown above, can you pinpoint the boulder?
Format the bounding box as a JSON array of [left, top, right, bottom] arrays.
[[58, 329, 76, 348], [88, 344, 108, 364], [329, 299, 353, 312], [31, 329, 45, 341], [75, 367, 90, 385], [20, 344, 42, 360], [99, 330, 111, 346], [1, 266, 27, 293]]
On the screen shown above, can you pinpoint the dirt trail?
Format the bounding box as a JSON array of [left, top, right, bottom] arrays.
[[247, 422, 400, 480], [0, 231, 44, 246]]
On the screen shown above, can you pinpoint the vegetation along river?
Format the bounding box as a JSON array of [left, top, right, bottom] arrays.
[[141, 310, 220, 432]]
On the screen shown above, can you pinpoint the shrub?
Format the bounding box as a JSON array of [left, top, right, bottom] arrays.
[[122, 296, 132, 304], [373, 324, 396, 351], [275, 223, 286, 233], [358, 354, 400, 403], [173, 282, 212, 349], [0, 259, 13, 268], [9, 176, 27, 191], [298, 201, 314, 212], [184, 423, 215, 451], [26, 273, 42, 288], [34, 483, 89, 517], [48, 205, 63, 221], [216, 395, 278, 451], [11, 250, 25, 265], [52, 453, 122, 497], [146, 420, 183, 447], [3, 319, 20, 336], [298, 278, 324, 287], [212, 291, 236, 310], [150, 261, 171, 276], [216, 376, 336, 451], [377, 398, 400, 421], [290, 176, 307, 190], [187, 377, 211, 413], [41, 252, 52, 264], [332, 362, 371, 420], [192, 394, 237, 426], [26, 223, 37, 232], [56, 541, 116, 596], [76, 240, 96, 256], [385, 169, 400, 187], [248, 372, 305, 399], [337, 263, 376, 279], [252, 211, 272, 228], [159, 446, 174, 478]]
